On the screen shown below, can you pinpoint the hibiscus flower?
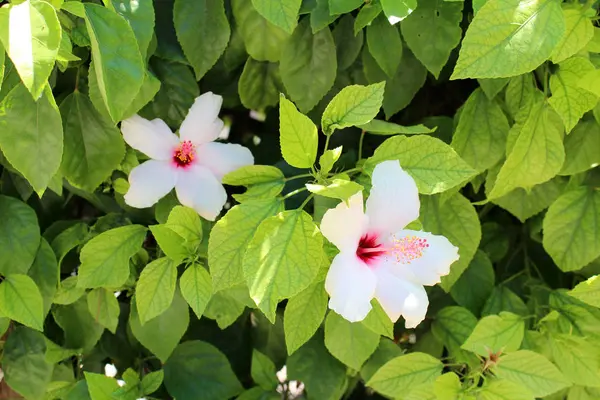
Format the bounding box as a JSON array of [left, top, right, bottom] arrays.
[[320, 160, 459, 326], [120, 92, 254, 221]]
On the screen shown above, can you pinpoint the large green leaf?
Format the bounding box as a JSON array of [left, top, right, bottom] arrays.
[[450, 250, 495, 316], [451, 0, 565, 79], [481, 287, 529, 317], [0, 195, 40, 275], [569, 275, 600, 308], [244, 210, 323, 322], [478, 78, 510, 100], [136, 258, 177, 325], [251, 0, 301, 33], [550, 8, 594, 63], [324, 312, 380, 370], [462, 312, 524, 356], [401, 0, 463, 78], [174, 0, 230, 80], [203, 285, 251, 329], [86, 288, 120, 334], [122, 70, 161, 119], [84, 372, 120, 400], [60, 91, 125, 191], [543, 187, 600, 272], [478, 379, 535, 400], [50, 222, 89, 265], [505, 73, 536, 118], [559, 119, 600, 176], [431, 307, 479, 365], [239, 58, 281, 111], [28, 238, 58, 318], [110, 0, 155, 59], [279, 96, 319, 168], [179, 264, 212, 319], [0, 0, 61, 99], [333, 14, 364, 70], [549, 289, 600, 339], [284, 280, 328, 355], [310, 0, 338, 33], [366, 14, 402, 77], [355, 2, 383, 34], [164, 341, 243, 400], [0, 274, 44, 331], [0, 84, 63, 194], [251, 349, 278, 390], [52, 298, 104, 351], [77, 225, 147, 289], [550, 334, 600, 386]]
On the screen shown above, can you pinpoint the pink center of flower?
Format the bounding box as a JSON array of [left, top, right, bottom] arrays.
[[356, 233, 429, 266], [173, 140, 196, 168]]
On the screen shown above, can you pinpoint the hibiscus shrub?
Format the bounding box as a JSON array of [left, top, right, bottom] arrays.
[[1, 0, 600, 399]]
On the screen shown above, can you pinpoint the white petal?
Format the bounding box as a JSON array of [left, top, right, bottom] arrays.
[[121, 115, 179, 160], [366, 160, 420, 235], [390, 229, 459, 286], [196, 142, 254, 181], [325, 251, 376, 322], [373, 263, 429, 327], [175, 165, 227, 221], [124, 160, 177, 208], [179, 92, 224, 145], [320, 192, 368, 252]]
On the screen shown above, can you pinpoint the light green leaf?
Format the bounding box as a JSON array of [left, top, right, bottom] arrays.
[[549, 289, 600, 339], [280, 18, 336, 112], [434, 372, 462, 400], [366, 353, 443, 398], [321, 82, 385, 135], [0, 0, 61, 99], [361, 300, 394, 338], [224, 165, 285, 186], [333, 14, 364, 70], [279, 96, 319, 168], [549, 57, 598, 133], [543, 187, 600, 272], [481, 286, 529, 317], [451, 88, 510, 172], [165, 206, 203, 249], [0, 84, 63, 194], [85, 372, 120, 400], [52, 298, 104, 351], [431, 306, 479, 365], [478, 379, 535, 400], [54, 276, 86, 305], [366, 135, 476, 194], [306, 179, 363, 201], [28, 238, 58, 317], [560, 119, 600, 175], [284, 280, 328, 355], [421, 193, 481, 290], [251, 349, 278, 390], [251, 0, 301, 33], [319, 147, 343, 175], [366, 14, 402, 77], [478, 78, 510, 100], [110, 0, 154, 59], [77, 225, 147, 289], [359, 119, 436, 135], [451, 0, 565, 79], [179, 264, 212, 319], [141, 370, 164, 395], [204, 285, 251, 329], [208, 199, 281, 292], [60, 91, 125, 191], [149, 225, 188, 263], [324, 311, 380, 370], [550, 334, 600, 386], [551, 8, 594, 63], [493, 350, 569, 398], [330, 0, 363, 14], [380, 0, 417, 24], [569, 275, 600, 308], [0, 195, 40, 275], [462, 312, 524, 356], [355, 2, 382, 34], [136, 258, 177, 325], [122, 71, 161, 119], [450, 250, 495, 316], [86, 288, 120, 334], [239, 58, 281, 111], [244, 210, 323, 322], [0, 274, 44, 331], [505, 73, 536, 118], [401, 0, 463, 78], [361, 339, 404, 382]]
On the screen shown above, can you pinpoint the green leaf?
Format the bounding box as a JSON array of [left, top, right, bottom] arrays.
[[478, 78, 510, 100], [60, 91, 125, 191], [110, 0, 154, 59], [330, 0, 362, 14], [203, 285, 250, 329], [568, 386, 600, 400], [319, 147, 343, 175], [505, 73, 536, 118], [284, 280, 328, 355], [366, 135, 476, 194], [333, 15, 364, 70], [244, 210, 323, 322], [310, 0, 338, 33], [239, 58, 281, 111], [85, 372, 120, 400], [129, 290, 189, 362], [431, 306, 479, 365], [451, 0, 565, 79], [233, 0, 290, 62], [50, 222, 89, 265], [359, 119, 436, 135], [543, 187, 600, 272], [141, 370, 164, 395], [0, 84, 63, 194], [450, 250, 495, 316], [280, 18, 336, 113], [0, 0, 61, 99], [28, 238, 58, 318], [549, 57, 598, 133], [401, 0, 463, 78], [549, 289, 600, 339], [478, 379, 535, 400], [0, 274, 44, 331], [550, 8, 594, 63], [136, 258, 177, 325], [462, 312, 524, 356], [53, 298, 104, 351], [252, 349, 278, 390], [361, 339, 404, 382], [2, 327, 53, 400], [150, 225, 188, 263], [224, 166, 285, 186], [164, 341, 243, 400], [550, 334, 600, 386], [208, 199, 281, 292], [77, 225, 147, 289], [420, 193, 481, 290], [366, 353, 443, 398], [366, 14, 402, 77], [362, 301, 394, 339], [86, 288, 120, 334], [569, 275, 600, 308], [451, 88, 510, 172], [179, 264, 212, 319], [306, 179, 363, 201], [560, 119, 600, 176], [380, 0, 417, 23], [321, 82, 385, 135], [251, 0, 301, 33], [481, 286, 529, 317], [493, 350, 569, 398], [0, 195, 40, 275], [54, 276, 86, 305], [355, 2, 382, 35], [83, 3, 145, 122], [174, 0, 230, 80], [165, 205, 203, 249], [122, 71, 161, 119], [279, 96, 319, 168], [324, 311, 380, 370]]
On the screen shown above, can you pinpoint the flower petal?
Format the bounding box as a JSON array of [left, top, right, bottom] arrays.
[[373, 263, 429, 327], [124, 160, 177, 208], [320, 192, 368, 252], [390, 229, 459, 286], [175, 165, 227, 221], [179, 92, 224, 145], [325, 251, 377, 322], [196, 142, 254, 181], [366, 160, 420, 235], [121, 115, 179, 160]]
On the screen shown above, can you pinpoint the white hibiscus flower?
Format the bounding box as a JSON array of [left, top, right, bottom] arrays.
[[121, 92, 254, 221], [320, 160, 459, 326]]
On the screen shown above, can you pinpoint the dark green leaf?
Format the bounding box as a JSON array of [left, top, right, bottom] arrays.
[[367, 14, 402, 77], [0, 195, 40, 275]]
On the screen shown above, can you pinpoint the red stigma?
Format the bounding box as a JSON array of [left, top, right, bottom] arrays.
[[356, 233, 386, 265], [173, 140, 196, 168]]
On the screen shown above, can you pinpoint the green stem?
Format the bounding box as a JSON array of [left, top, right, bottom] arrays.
[[299, 193, 315, 209], [343, 167, 363, 175], [324, 135, 331, 152], [282, 187, 308, 200], [285, 173, 313, 182], [358, 130, 366, 160]]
